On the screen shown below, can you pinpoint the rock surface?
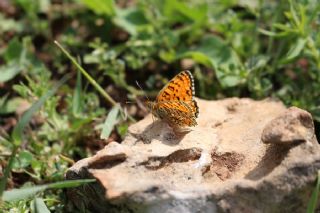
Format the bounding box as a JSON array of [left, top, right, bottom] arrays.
[[66, 98, 320, 213], [261, 106, 315, 145]]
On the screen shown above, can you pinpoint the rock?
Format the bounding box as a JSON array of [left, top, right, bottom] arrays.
[[65, 98, 320, 213], [261, 106, 315, 144]]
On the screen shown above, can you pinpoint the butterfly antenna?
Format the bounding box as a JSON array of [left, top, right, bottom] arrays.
[[125, 81, 149, 105], [136, 81, 150, 102], [135, 80, 153, 116]]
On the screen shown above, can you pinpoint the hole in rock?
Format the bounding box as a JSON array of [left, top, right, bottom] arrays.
[[140, 148, 202, 170], [88, 157, 126, 169]]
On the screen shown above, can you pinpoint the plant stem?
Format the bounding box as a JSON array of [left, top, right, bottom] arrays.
[[54, 41, 118, 106], [54, 41, 135, 122]]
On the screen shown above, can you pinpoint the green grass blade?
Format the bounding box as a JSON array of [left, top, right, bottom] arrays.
[[101, 104, 120, 139], [54, 40, 117, 107], [45, 179, 96, 189], [11, 74, 71, 145], [54, 40, 135, 122], [31, 198, 50, 213], [2, 179, 95, 202], [3, 185, 48, 202], [73, 70, 82, 116], [307, 170, 320, 213], [0, 148, 18, 197]]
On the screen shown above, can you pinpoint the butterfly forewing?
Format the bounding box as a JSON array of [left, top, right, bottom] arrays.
[[156, 71, 194, 102]]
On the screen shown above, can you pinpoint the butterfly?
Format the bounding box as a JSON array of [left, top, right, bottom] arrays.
[[146, 70, 199, 128]]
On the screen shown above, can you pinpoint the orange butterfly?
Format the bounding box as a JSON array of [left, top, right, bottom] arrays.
[[146, 71, 199, 128]]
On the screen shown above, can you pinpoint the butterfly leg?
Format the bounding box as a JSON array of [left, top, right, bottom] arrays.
[[151, 113, 156, 129]]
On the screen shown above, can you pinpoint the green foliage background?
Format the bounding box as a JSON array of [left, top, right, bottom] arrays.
[[0, 0, 319, 211]]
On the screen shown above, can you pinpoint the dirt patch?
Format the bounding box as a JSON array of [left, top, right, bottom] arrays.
[[203, 150, 245, 181]]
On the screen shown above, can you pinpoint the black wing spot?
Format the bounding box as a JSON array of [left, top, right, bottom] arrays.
[[168, 85, 174, 91]]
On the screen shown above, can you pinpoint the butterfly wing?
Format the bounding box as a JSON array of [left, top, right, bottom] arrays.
[[156, 70, 199, 118], [155, 101, 197, 127], [156, 71, 194, 102]]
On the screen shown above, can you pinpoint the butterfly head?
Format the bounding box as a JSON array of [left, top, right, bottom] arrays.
[[145, 100, 155, 110], [145, 101, 160, 118]]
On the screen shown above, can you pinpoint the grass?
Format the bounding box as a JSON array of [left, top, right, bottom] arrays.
[[0, 0, 319, 212]]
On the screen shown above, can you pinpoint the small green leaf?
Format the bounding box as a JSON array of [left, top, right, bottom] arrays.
[[280, 38, 307, 64], [0, 62, 22, 83], [2, 179, 95, 202], [70, 117, 94, 130], [0, 97, 28, 115], [178, 51, 212, 67], [114, 7, 149, 36], [289, 0, 300, 28], [246, 56, 270, 72], [4, 38, 23, 62], [12, 150, 33, 169], [101, 104, 120, 139], [0, 14, 23, 33], [80, 0, 115, 16], [116, 123, 128, 138], [258, 28, 279, 37], [31, 198, 50, 213], [163, 0, 208, 25]]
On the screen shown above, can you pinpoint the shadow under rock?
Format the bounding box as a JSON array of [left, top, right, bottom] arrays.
[[129, 120, 190, 146]]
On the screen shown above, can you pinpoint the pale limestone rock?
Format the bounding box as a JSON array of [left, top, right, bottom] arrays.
[[66, 98, 320, 213], [261, 106, 315, 144]]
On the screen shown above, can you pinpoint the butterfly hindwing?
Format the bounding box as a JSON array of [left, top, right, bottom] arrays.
[[190, 100, 199, 118], [155, 101, 197, 126]]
